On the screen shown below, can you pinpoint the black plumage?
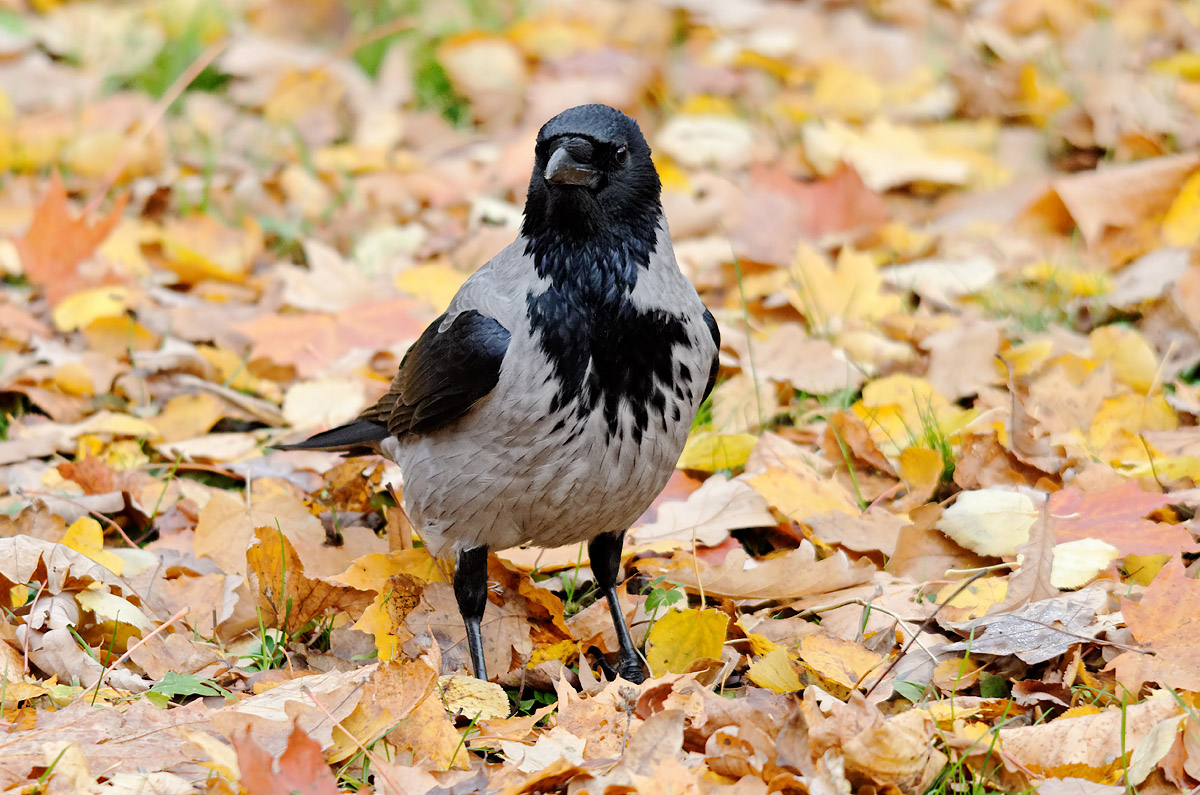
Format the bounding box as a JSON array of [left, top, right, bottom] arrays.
[[278, 104, 719, 684]]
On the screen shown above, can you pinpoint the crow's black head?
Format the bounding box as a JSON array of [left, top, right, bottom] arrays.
[[522, 105, 661, 248]]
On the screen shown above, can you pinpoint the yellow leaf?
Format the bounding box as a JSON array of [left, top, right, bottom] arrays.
[[1089, 326, 1159, 393], [51, 286, 132, 332], [53, 362, 94, 396], [332, 549, 446, 591], [1000, 338, 1056, 377], [1021, 261, 1111, 297], [644, 607, 729, 677], [653, 155, 691, 192], [1150, 51, 1200, 79], [798, 634, 884, 690], [394, 262, 467, 309], [103, 440, 149, 471], [789, 244, 904, 330], [158, 215, 262, 284], [1123, 554, 1171, 587], [149, 393, 227, 443], [736, 617, 781, 656], [811, 62, 883, 121], [855, 374, 969, 458], [198, 346, 282, 402], [918, 698, 983, 727], [437, 674, 510, 720], [1019, 63, 1071, 125], [528, 638, 578, 667], [1122, 455, 1200, 481], [934, 577, 1008, 621], [354, 594, 404, 662], [62, 517, 125, 575], [679, 95, 736, 115], [746, 466, 858, 521], [678, 432, 757, 471], [898, 446, 944, 496], [1089, 394, 1177, 459], [1162, 170, 1200, 247], [746, 648, 802, 693], [82, 315, 159, 357]]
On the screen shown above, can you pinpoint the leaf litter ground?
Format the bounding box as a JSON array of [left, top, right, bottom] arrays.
[[2, 0, 1200, 793]]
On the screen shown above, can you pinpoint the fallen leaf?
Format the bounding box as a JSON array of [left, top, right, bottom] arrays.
[[235, 720, 340, 795], [14, 173, 128, 306], [644, 607, 728, 676]]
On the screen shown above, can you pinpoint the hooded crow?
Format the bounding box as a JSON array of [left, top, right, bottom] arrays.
[[277, 104, 720, 683]]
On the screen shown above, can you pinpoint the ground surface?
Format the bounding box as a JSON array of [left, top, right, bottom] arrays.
[[2, 0, 1200, 792]]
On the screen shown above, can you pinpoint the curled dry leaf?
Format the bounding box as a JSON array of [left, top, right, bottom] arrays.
[[629, 473, 775, 548], [664, 544, 876, 602], [999, 691, 1182, 783]]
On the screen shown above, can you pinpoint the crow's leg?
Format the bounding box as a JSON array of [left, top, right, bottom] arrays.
[[588, 531, 645, 683], [454, 545, 490, 680]]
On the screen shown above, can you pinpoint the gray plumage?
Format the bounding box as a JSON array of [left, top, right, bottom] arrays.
[[278, 104, 719, 682]]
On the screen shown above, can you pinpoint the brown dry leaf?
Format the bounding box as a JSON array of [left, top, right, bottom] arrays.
[[1107, 557, 1200, 695], [246, 525, 373, 635], [806, 509, 903, 557], [0, 700, 219, 790], [1024, 153, 1200, 248], [807, 692, 948, 795], [994, 494, 1059, 612], [213, 665, 374, 755], [385, 679, 474, 769], [753, 324, 865, 395], [664, 545, 876, 601], [328, 658, 439, 763], [629, 473, 775, 548], [999, 691, 1181, 783]]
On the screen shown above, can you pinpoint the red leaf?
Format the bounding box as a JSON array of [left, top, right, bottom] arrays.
[[15, 174, 129, 306], [233, 297, 428, 377], [1049, 481, 1194, 556]]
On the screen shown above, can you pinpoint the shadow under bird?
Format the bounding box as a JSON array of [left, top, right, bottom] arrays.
[[276, 104, 719, 683]]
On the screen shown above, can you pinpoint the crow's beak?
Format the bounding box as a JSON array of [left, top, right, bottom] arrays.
[[545, 145, 597, 187]]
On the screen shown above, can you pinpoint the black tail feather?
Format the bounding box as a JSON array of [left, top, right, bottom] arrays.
[[273, 419, 390, 454]]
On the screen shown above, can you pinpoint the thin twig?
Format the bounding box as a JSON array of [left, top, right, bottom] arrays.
[[84, 40, 229, 215], [863, 569, 989, 699], [18, 489, 138, 549]]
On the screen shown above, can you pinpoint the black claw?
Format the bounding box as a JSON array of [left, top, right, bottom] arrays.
[[588, 646, 618, 680], [616, 660, 645, 684], [587, 531, 646, 684]]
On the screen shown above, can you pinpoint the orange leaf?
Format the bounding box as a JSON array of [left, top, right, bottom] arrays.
[[236, 720, 341, 795], [15, 174, 129, 306]]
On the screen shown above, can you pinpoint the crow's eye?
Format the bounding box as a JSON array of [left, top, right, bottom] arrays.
[[615, 145, 628, 165]]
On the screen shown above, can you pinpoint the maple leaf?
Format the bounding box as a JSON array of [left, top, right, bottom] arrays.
[[14, 173, 129, 306], [236, 721, 341, 795], [1050, 482, 1191, 557]]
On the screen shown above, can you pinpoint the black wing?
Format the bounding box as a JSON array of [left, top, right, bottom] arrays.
[[362, 310, 511, 436], [701, 307, 720, 402], [276, 310, 510, 453]]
